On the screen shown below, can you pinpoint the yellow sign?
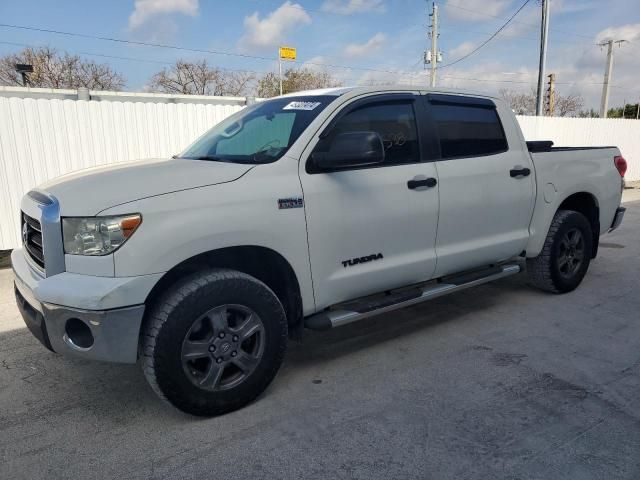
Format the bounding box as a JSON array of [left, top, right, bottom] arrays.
[[279, 46, 297, 61]]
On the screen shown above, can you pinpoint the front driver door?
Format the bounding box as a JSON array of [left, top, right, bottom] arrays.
[[299, 94, 440, 310]]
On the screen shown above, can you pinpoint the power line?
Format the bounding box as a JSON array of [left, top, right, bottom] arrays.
[[438, 26, 596, 47], [0, 22, 417, 76], [2, 35, 637, 97], [444, 0, 596, 40], [0, 40, 272, 75], [439, 0, 532, 69], [3, 38, 635, 93]]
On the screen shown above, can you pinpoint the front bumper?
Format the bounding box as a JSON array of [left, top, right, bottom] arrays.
[[12, 249, 161, 364], [14, 283, 144, 363]]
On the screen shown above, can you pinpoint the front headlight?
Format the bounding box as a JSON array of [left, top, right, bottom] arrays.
[[62, 214, 142, 256]]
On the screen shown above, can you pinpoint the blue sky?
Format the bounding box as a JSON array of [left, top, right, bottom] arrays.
[[1, 0, 639, 109]]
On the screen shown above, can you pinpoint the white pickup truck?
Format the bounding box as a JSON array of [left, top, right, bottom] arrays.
[[12, 86, 627, 416]]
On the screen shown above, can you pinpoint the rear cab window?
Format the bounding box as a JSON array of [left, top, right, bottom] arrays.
[[426, 94, 508, 159]]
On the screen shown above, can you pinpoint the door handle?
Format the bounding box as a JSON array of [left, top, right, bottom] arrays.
[[510, 167, 531, 178], [407, 177, 437, 190]]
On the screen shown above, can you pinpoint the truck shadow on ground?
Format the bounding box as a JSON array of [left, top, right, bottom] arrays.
[[287, 274, 532, 367], [0, 274, 533, 422]]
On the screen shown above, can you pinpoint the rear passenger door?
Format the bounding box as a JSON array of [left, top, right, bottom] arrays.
[[424, 94, 535, 277]]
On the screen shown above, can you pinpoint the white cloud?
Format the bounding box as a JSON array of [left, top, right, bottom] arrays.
[[344, 33, 387, 58], [444, 0, 512, 22], [238, 1, 311, 51], [493, 5, 539, 39], [321, 0, 385, 15], [449, 41, 476, 58], [353, 68, 430, 88], [595, 23, 640, 44], [551, 0, 598, 15], [302, 56, 329, 71], [129, 0, 198, 29], [437, 62, 536, 93]]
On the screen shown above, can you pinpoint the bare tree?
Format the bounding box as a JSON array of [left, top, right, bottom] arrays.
[[499, 88, 584, 117], [148, 60, 255, 96], [555, 93, 584, 117], [0, 46, 125, 90], [498, 88, 536, 116], [257, 68, 342, 98]]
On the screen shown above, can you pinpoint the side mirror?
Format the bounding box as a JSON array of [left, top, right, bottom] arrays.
[[312, 131, 385, 170]]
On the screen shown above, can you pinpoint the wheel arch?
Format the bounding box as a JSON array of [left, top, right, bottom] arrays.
[[556, 191, 600, 258], [143, 245, 304, 338]]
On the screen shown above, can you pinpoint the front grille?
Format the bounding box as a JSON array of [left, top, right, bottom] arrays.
[[22, 212, 45, 270]]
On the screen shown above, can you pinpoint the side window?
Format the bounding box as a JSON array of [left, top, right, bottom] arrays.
[[316, 101, 420, 166], [430, 103, 508, 159]]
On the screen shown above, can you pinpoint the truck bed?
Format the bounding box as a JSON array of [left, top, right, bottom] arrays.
[[526, 141, 616, 153], [528, 144, 622, 241]]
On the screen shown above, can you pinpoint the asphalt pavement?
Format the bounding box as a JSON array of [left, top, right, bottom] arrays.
[[1, 198, 639, 480]]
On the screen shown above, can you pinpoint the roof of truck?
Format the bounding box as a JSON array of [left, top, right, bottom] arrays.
[[279, 85, 500, 100]]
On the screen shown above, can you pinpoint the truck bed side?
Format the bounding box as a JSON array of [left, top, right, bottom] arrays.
[[526, 147, 623, 258]]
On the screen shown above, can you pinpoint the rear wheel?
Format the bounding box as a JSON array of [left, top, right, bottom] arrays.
[[141, 269, 287, 416], [527, 210, 593, 293]]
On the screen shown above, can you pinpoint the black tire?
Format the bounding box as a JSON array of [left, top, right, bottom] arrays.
[[527, 209, 593, 293], [140, 269, 287, 416]]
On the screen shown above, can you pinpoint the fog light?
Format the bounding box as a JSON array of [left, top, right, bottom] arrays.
[[64, 318, 94, 349]]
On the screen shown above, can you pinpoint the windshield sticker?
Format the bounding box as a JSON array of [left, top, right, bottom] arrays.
[[283, 101, 322, 111]]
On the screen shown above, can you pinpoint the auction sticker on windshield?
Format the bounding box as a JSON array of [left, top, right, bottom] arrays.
[[283, 101, 322, 111]]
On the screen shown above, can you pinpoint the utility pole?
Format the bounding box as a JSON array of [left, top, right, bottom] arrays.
[[599, 39, 626, 118], [545, 73, 556, 116], [600, 40, 614, 118], [425, 2, 442, 88], [535, 0, 550, 116]]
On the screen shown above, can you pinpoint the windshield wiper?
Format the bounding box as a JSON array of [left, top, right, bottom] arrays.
[[251, 147, 283, 163], [183, 155, 231, 162]]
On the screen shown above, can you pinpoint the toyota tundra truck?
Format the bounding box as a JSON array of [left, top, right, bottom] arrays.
[[12, 86, 627, 416]]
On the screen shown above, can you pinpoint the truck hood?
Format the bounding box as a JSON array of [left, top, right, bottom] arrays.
[[39, 158, 253, 216]]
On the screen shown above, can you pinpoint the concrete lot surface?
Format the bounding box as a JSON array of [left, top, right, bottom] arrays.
[[1, 202, 639, 480]]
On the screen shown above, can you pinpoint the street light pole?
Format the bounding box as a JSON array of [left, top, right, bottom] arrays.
[[535, 0, 550, 116]]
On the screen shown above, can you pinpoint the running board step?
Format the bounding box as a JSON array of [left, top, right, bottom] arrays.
[[305, 264, 521, 331]]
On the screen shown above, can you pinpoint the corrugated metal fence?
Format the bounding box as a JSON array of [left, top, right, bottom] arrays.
[[1, 87, 639, 250]]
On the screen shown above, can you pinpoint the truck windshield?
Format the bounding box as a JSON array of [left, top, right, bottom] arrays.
[[178, 96, 335, 164]]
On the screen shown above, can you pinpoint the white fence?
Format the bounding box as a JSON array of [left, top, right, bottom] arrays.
[[516, 115, 640, 181], [0, 88, 248, 250], [1, 87, 639, 250]]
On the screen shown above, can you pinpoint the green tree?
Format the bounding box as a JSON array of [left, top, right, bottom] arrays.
[[578, 109, 599, 118], [607, 103, 640, 119]]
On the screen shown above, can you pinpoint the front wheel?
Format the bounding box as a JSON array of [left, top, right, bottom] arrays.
[[140, 269, 288, 416], [527, 209, 593, 293]]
